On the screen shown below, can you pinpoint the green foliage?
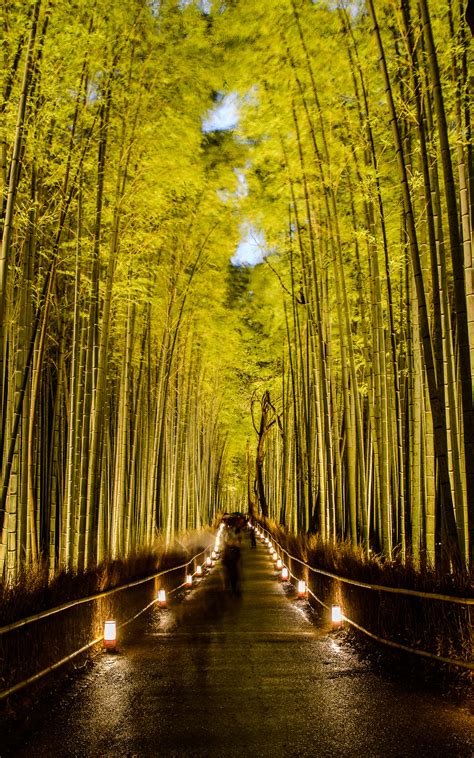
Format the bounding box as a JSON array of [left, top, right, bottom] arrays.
[[1, 0, 473, 579]]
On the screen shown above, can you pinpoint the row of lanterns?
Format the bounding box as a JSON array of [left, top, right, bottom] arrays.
[[253, 526, 294, 588], [252, 524, 343, 629], [104, 538, 222, 651], [104, 525, 344, 650]]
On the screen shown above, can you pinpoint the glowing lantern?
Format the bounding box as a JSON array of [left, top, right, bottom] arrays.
[[211, 550, 217, 560], [206, 556, 212, 567], [281, 567, 289, 581], [276, 558, 283, 570], [297, 580, 307, 598], [196, 565, 203, 576], [272, 551, 278, 561], [158, 589, 167, 606], [186, 574, 193, 587], [103, 620, 117, 650], [332, 605, 343, 626]]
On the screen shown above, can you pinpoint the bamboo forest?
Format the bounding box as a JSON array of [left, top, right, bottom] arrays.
[[1, 0, 473, 584]]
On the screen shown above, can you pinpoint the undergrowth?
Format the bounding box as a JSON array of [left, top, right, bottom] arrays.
[[260, 517, 473, 597], [257, 518, 473, 667], [0, 530, 210, 627]]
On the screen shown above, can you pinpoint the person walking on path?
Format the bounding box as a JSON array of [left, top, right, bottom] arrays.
[[249, 526, 257, 549], [222, 525, 242, 594]]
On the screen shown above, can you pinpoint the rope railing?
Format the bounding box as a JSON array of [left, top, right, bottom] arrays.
[[256, 524, 473, 671], [257, 524, 473, 605], [0, 547, 209, 636], [2, 526, 472, 701], [0, 546, 212, 700]]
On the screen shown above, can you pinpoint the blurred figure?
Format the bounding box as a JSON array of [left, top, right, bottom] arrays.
[[223, 525, 242, 594], [249, 526, 257, 549]]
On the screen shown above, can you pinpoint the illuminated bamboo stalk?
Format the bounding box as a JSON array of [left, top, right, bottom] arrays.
[[112, 300, 135, 558], [418, 0, 474, 566], [367, 0, 462, 568], [288, 26, 366, 548], [340, 2, 403, 554], [0, 0, 42, 426], [72, 317, 87, 569], [48, 338, 65, 577], [423, 379, 436, 565], [285, 154, 333, 541], [126, 313, 148, 553], [62, 183, 83, 568], [411, 269, 422, 564]]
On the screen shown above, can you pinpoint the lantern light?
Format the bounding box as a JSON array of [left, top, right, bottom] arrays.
[[103, 620, 117, 650], [211, 550, 217, 560], [186, 574, 193, 587], [332, 605, 343, 626], [272, 551, 278, 562], [276, 558, 283, 570], [158, 589, 167, 606], [206, 556, 212, 567], [297, 580, 307, 597], [281, 566, 289, 581], [196, 564, 203, 576]]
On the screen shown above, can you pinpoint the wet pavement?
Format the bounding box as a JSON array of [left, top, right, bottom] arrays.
[[1, 539, 472, 757]]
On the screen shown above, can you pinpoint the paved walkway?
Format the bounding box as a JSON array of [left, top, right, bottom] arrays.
[[3, 538, 472, 757]]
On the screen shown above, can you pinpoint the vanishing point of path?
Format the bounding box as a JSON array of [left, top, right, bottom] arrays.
[[2, 540, 472, 757]]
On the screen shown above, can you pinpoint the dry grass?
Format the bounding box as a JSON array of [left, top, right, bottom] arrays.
[[0, 549, 169, 628], [0, 531, 211, 697], [258, 518, 473, 667], [261, 518, 473, 595], [0, 531, 211, 628]]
